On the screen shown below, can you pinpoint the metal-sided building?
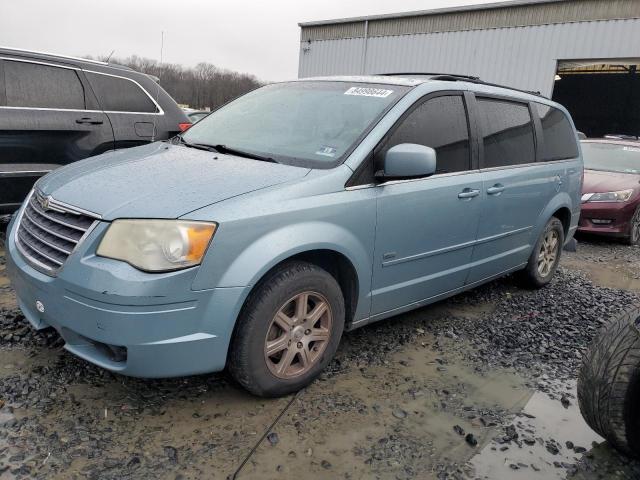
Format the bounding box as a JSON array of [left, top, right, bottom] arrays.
[[298, 0, 640, 137]]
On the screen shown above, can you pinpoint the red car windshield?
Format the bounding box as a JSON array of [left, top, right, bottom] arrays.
[[582, 142, 640, 175]]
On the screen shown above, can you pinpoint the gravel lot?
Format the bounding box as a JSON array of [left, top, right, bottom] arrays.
[[1, 231, 640, 479]]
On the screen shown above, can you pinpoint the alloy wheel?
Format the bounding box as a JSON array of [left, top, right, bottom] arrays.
[[264, 291, 333, 379], [537, 229, 559, 277]]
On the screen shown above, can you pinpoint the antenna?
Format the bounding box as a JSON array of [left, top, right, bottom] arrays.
[[151, 31, 164, 143], [105, 49, 115, 63]]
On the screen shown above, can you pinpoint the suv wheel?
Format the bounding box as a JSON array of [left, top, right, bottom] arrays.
[[228, 261, 345, 397], [518, 217, 564, 288], [578, 305, 640, 457]]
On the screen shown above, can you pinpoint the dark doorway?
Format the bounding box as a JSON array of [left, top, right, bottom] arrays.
[[552, 64, 639, 139]]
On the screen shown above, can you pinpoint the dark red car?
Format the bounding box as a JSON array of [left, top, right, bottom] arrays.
[[579, 139, 640, 244]]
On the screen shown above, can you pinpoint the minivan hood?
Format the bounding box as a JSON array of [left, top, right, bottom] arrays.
[[36, 143, 310, 220]]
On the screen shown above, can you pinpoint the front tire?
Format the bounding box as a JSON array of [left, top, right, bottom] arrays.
[[518, 217, 564, 289], [228, 261, 345, 397], [577, 305, 640, 457], [625, 207, 640, 246]]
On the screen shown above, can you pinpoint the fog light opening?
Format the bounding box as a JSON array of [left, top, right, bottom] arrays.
[[92, 340, 128, 363]]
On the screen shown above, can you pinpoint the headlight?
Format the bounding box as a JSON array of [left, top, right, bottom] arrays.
[[583, 189, 634, 203], [97, 220, 217, 272]]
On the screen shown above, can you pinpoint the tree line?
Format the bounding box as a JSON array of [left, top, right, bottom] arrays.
[[87, 55, 263, 110]]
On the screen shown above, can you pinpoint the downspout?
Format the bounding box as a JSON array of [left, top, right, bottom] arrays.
[[361, 20, 369, 75]]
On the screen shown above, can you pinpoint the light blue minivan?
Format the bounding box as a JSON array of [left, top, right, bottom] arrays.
[[6, 74, 582, 396]]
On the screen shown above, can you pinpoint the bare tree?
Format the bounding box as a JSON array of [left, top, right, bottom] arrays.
[[86, 55, 263, 110]]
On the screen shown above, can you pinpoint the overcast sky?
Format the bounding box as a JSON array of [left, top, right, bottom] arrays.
[[1, 0, 492, 81]]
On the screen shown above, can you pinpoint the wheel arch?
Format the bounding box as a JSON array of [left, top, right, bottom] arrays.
[[225, 247, 362, 372], [213, 221, 372, 328], [240, 249, 360, 328], [552, 205, 572, 238], [535, 192, 574, 244]]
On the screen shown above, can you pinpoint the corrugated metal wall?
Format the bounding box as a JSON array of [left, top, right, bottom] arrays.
[[298, 18, 640, 96], [301, 0, 640, 40], [368, 0, 639, 36]]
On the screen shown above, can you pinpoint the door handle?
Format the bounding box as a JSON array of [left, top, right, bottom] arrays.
[[458, 188, 480, 199], [487, 184, 505, 195], [76, 117, 104, 125]]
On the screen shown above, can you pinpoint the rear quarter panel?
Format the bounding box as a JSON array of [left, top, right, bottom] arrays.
[[530, 158, 582, 246]]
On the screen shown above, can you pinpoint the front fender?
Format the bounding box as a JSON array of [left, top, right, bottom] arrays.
[[208, 221, 373, 322]]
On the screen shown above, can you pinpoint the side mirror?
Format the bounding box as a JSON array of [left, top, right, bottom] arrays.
[[377, 144, 437, 179]]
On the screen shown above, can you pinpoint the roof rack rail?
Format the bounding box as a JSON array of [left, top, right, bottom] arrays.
[[378, 72, 546, 98], [0, 46, 110, 66], [428, 74, 545, 98], [379, 72, 480, 81]]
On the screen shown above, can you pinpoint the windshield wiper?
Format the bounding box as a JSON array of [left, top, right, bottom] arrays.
[[176, 137, 219, 152], [213, 144, 278, 163], [176, 138, 278, 163]]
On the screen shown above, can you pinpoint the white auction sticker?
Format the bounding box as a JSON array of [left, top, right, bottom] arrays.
[[344, 87, 393, 98], [316, 145, 337, 157]]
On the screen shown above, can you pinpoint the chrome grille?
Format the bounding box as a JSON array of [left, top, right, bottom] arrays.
[[15, 191, 98, 274]]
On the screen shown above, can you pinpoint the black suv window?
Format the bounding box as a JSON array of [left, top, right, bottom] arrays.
[[477, 98, 535, 168], [378, 95, 471, 174], [86, 72, 157, 113], [4, 60, 85, 110], [535, 103, 579, 161]]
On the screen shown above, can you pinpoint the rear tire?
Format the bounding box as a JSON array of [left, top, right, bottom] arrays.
[[228, 261, 345, 397], [518, 217, 564, 289], [577, 305, 640, 458]]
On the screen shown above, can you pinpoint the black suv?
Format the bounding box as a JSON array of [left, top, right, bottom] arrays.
[[0, 47, 190, 214]]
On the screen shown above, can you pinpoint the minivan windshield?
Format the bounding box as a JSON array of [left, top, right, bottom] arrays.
[[582, 142, 640, 174], [181, 81, 409, 168]]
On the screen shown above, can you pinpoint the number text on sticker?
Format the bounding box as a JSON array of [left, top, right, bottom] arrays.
[[344, 87, 393, 98]]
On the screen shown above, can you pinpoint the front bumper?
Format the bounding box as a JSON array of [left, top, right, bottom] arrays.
[[578, 201, 637, 238], [5, 216, 249, 378]]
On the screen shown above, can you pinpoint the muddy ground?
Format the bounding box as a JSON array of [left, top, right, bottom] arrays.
[[1, 230, 640, 480]]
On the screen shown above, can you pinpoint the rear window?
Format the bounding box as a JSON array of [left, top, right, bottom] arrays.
[[535, 103, 579, 161], [477, 98, 536, 168], [4, 60, 85, 110], [86, 72, 158, 113]]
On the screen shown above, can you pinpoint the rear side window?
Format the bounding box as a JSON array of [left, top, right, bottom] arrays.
[[535, 103, 579, 161], [378, 95, 471, 174], [477, 98, 535, 168], [86, 72, 158, 113], [4, 60, 85, 110]]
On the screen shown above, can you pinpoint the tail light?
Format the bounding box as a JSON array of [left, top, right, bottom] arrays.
[[179, 123, 192, 132]]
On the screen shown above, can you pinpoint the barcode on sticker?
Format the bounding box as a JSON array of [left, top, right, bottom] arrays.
[[344, 87, 393, 98]]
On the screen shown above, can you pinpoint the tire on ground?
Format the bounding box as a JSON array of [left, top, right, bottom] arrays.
[[577, 305, 640, 458], [624, 206, 640, 246], [518, 216, 564, 289], [228, 260, 345, 397]]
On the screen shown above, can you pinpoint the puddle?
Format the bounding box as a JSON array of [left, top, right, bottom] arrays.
[[562, 259, 640, 292], [470, 382, 602, 479], [562, 242, 640, 292], [0, 347, 61, 382], [239, 337, 531, 479]]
